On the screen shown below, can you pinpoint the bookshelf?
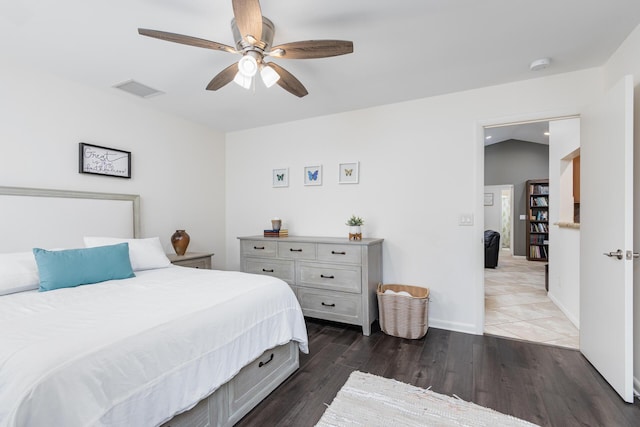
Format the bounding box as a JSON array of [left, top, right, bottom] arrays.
[[526, 179, 549, 261]]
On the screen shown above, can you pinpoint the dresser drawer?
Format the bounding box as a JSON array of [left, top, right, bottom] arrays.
[[241, 240, 277, 258], [278, 241, 317, 260], [172, 257, 211, 269], [298, 262, 361, 293], [245, 258, 295, 284], [317, 244, 362, 264], [298, 288, 362, 324], [228, 342, 296, 415]]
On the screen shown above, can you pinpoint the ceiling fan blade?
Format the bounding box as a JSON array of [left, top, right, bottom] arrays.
[[267, 62, 308, 98], [270, 40, 354, 59], [138, 28, 237, 54], [206, 62, 239, 91], [232, 0, 263, 43]]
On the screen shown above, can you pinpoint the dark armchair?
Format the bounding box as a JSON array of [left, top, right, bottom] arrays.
[[484, 230, 500, 268]]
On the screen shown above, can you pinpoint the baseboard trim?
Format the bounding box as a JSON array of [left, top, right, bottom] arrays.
[[546, 292, 579, 328], [428, 319, 478, 335]]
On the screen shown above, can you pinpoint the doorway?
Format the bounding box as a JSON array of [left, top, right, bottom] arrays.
[[484, 184, 514, 254], [482, 120, 579, 349]]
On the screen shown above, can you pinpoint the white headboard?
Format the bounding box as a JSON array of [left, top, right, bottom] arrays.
[[0, 186, 140, 253]]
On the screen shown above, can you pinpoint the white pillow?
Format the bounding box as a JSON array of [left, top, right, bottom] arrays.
[[84, 236, 171, 271], [0, 252, 40, 295]]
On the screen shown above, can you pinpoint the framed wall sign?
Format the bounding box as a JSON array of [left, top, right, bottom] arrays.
[[79, 143, 131, 178], [304, 165, 322, 186], [339, 161, 359, 184], [272, 168, 289, 187]]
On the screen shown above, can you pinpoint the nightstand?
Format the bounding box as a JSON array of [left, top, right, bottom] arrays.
[[167, 252, 214, 269]]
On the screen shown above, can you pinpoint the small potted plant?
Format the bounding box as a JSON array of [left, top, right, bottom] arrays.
[[346, 215, 364, 240]]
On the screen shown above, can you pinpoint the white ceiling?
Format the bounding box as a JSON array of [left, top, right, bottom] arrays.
[[484, 121, 549, 146], [2, 1, 640, 132]]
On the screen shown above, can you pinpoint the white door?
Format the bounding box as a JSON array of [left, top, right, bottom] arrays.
[[580, 75, 634, 403]]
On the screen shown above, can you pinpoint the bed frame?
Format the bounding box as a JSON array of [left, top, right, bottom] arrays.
[[0, 186, 300, 427], [162, 342, 298, 427]]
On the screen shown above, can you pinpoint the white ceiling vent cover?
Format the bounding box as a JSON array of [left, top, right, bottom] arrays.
[[113, 80, 164, 98]]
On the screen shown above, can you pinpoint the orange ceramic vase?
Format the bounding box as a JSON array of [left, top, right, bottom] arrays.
[[171, 229, 190, 255]]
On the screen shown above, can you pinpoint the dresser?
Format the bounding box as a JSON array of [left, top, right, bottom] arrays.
[[167, 252, 214, 269], [238, 236, 383, 335]]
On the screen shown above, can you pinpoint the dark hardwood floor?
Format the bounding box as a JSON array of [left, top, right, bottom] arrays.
[[237, 319, 640, 427]]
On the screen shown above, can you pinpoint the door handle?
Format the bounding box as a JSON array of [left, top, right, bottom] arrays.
[[626, 250, 640, 260], [603, 249, 624, 260]]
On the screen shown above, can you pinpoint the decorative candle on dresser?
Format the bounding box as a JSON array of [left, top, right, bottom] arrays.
[[238, 236, 384, 335], [167, 252, 214, 269]]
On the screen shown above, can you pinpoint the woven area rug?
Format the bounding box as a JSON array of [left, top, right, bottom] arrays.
[[316, 371, 538, 427]]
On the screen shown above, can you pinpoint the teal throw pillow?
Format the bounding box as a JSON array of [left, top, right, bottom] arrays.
[[33, 243, 135, 292]]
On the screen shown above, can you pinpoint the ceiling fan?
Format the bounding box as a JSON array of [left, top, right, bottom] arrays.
[[138, 0, 354, 98]]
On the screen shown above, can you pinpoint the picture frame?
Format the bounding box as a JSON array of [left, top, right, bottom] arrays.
[[484, 193, 494, 206], [338, 161, 359, 184], [79, 143, 131, 178], [272, 168, 289, 187], [304, 165, 322, 186]]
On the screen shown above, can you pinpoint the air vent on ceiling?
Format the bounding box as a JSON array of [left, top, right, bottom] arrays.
[[113, 79, 164, 98]]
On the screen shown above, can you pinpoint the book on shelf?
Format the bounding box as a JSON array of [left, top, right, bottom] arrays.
[[529, 245, 549, 259], [529, 184, 550, 195], [530, 223, 548, 233], [530, 235, 547, 245], [531, 196, 548, 207], [529, 210, 548, 221], [263, 229, 289, 237]]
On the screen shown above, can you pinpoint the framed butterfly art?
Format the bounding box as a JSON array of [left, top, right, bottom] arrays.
[[304, 165, 322, 186], [272, 168, 289, 188], [339, 161, 359, 184]]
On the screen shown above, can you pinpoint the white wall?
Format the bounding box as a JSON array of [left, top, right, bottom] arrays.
[[548, 118, 580, 326], [0, 59, 227, 267], [226, 68, 602, 334], [601, 22, 640, 396]]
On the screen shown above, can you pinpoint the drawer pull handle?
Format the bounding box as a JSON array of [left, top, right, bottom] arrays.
[[259, 353, 274, 367], [331, 251, 346, 255], [322, 302, 336, 307], [254, 246, 265, 250], [290, 248, 303, 252], [320, 274, 335, 279], [262, 268, 274, 273]]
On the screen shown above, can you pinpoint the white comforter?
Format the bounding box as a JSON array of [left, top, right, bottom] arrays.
[[0, 266, 308, 427]]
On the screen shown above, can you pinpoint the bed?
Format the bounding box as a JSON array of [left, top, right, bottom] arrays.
[[0, 186, 309, 427]]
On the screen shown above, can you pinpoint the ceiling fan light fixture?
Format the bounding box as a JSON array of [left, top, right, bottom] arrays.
[[139, 0, 352, 98], [233, 72, 253, 89], [260, 65, 280, 88], [238, 54, 258, 77]]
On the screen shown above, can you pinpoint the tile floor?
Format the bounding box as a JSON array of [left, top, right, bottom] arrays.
[[484, 250, 579, 349]]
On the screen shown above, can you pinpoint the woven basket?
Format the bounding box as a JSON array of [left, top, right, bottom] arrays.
[[377, 284, 429, 339]]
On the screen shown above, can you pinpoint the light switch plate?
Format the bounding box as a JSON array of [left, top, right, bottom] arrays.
[[519, 214, 526, 220], [459, 214, 474, 226]]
